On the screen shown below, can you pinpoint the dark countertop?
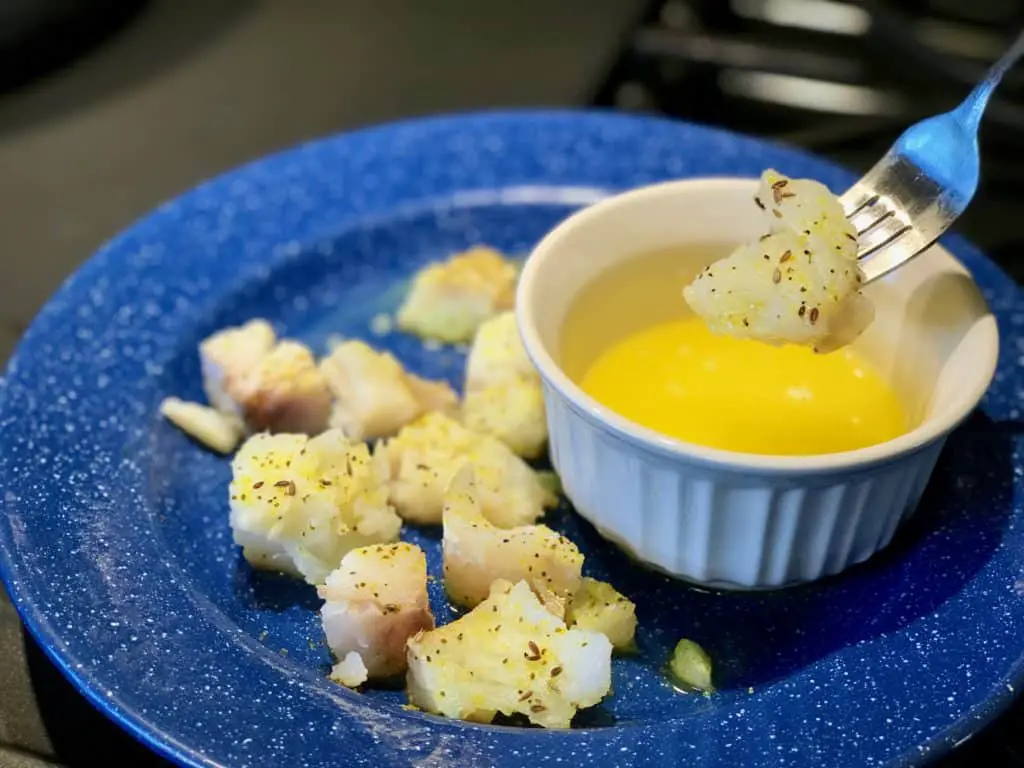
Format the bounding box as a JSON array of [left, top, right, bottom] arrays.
[[0, 0, 637, 361]]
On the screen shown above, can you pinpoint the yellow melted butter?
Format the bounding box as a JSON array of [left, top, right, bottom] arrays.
[[579, 315, 908, 456]]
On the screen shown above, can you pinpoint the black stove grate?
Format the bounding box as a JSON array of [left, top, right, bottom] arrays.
[[591, 0, 1024, 282]]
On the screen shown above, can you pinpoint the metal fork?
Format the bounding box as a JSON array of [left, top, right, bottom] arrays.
[[841, 30, 1024, 284]]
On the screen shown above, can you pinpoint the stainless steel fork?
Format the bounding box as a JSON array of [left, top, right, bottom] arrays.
[[841, 30, 1024, 284]]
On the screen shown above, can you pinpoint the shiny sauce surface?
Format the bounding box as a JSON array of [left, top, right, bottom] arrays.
[[562, 248, 909, 456]]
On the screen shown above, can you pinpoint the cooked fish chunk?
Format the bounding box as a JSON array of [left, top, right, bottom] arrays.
[[464, 311, 536, 390], [159, 397, 243, 454], [683, 170, 873, 353], [201, 319, 332, 434], [320, 340, 458, 441], [442, 467, 582, 616], [396, 246, 518, 343], [406, 579, 612, 728], [319, 543, 435, 686], [756, 169, 859, 260], [565, 577, 637, 651], [462, 311, 548, 458], [462, 381, 548, 460], [200, 319, 276, 414], [232, 341, 333, 434], [229, 430, 401, 585], [384, 412, 556, 527]]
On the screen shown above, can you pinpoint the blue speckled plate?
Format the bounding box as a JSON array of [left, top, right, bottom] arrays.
[[0, 111, 1022, 768]]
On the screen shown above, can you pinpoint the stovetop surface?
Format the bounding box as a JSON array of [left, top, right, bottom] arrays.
[[593, 0, 1024, 283]]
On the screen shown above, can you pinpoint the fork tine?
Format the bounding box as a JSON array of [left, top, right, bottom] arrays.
[[839, 187, 878, 219], [856, 208, 895, 237], [857, 218, 911, 262], [840, 32, 1024, 283], [846, 195, 888, 237]]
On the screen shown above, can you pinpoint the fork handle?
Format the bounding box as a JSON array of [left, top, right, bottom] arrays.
[[958, 29, 1024, 130]]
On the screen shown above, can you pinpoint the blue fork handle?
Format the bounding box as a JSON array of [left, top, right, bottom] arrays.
[[957, 29, 1024, 131]]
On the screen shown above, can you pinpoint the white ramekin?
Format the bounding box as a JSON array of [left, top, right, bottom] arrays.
[[516, 178, 999, 590]]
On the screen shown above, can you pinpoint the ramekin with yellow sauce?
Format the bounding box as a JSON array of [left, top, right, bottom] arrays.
[[516, 178, 998, 589]]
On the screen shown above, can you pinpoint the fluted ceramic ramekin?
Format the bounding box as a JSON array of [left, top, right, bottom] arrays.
[[516, 178, 999, 590]]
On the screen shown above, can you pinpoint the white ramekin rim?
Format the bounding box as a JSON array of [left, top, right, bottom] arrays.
[[516, 177, 1001, 477]]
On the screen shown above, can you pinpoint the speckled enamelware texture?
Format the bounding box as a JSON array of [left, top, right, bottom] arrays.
[[0, 111, 1021, 768]]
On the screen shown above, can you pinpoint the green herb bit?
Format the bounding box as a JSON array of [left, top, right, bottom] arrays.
[[669, 638, 714, 693]]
